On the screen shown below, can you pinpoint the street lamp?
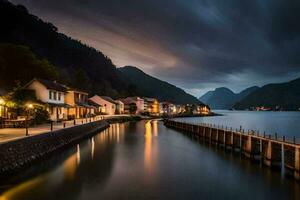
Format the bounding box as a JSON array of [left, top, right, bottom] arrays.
[[0, 98, 5, 128], [26, 104, 34, 136], [0, 98, 4, 106]]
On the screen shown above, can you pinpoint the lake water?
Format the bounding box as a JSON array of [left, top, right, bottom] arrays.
[[0, 117, 299, 200], [176, 110, 300, 141]]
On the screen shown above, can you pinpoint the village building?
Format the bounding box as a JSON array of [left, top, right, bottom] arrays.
[[0, 95, 7, 119], [24, 78, 69, 121], [190, 104, 210, 115], [120, 97, 145, 114], [89, 95, 116, 115], [65, 89, 93, 119], [176, 105, 186, 114], [114, 100, 124, 114], [198, 104, 210, 114], [143, 97, 160, 115], [87, 99, 103, 115], [160, 102, 177, 115], [25, 78, 94, 121]]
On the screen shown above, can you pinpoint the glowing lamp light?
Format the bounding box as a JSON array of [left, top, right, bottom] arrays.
[[27, 104, 34, 109], [0, 98, 4, 105]]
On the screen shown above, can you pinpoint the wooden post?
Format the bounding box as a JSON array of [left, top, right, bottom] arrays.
[[231, 131, 234, 147], [244, 136, 252, 158], [63, 122, 66, 128], [223, 130, 226, 146], [50, 121, 53, 131], [216, 128, 219, 144], [74, 119, 76, 125], [295, 147, 300, 179], [264, 141, 273, 167], [259, 139, 263, 155], [239, 133, 242, 150], [25, 119, 29, 136]]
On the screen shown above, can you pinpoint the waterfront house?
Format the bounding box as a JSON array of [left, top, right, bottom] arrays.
[[189, 104, 211, 115], [0, 95, 7, 119], [176, 104, 186, 114], [88, 99, 103, 114], [120, 97, 145, 114], [160, 102, 177, 115], [143, 97, 160, 115], [65, 88, 93, 119], [89, 95, 116, 115], [24, 78, 69, 121], [115, 100, 124, 114], [198, 104, 210, 114]]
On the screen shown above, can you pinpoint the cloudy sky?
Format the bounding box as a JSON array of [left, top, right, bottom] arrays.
[[10, 0, 300, 97]]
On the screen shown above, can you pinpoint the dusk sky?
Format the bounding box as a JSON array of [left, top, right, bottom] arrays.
[[10, 0, 300, 97]]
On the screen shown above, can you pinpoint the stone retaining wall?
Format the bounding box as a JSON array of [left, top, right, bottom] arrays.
[[0, 120, 109, 178]]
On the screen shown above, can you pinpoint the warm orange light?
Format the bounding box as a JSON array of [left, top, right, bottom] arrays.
[[0, 98, 5, 105], [27, 104, 34, 109]]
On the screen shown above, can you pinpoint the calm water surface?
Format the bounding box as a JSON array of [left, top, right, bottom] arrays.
[[0, 119, 299, 200], [178, 110, 300, 139]]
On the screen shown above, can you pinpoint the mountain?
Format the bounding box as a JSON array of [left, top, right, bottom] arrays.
[[234, 78, 300, 110], [119, 66, 201, 104], [199, 86, 259, 109], [0, 0, 129, 98], [0, 1, 200, 104], [238, 86, 260, 99]]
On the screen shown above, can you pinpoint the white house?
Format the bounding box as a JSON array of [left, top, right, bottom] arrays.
[[24, 78, 69, 121], [89, 95, 116, 115]]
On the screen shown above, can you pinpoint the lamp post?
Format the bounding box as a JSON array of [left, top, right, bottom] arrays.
[[26, 104, 34, 136], [0, 98, 5, 128]]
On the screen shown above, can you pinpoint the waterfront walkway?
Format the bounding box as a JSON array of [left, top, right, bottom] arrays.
[[0, 115, 130, 144]]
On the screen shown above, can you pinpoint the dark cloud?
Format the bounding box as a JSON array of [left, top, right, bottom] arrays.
[[10, 0, 300, 96]]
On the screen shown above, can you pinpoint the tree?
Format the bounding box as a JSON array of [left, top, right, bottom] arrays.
[[71, 68, 89, 90], [129, 103, 137, 114], [0, 43, 59, 90]]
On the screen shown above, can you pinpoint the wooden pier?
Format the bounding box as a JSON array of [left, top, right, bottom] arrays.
[[164, 119, 300, 180]]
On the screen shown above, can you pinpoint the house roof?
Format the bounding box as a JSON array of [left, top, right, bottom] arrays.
[[88, 100, 103, 107], [100, 96, 117, 104], [143, 97, 157, 102], [25, 78, 68, 92], [67, 87, 89, 95], [89, 95, 116, 106]]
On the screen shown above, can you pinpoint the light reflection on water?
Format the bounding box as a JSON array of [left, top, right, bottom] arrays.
[[0, 120, 299, 200]]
